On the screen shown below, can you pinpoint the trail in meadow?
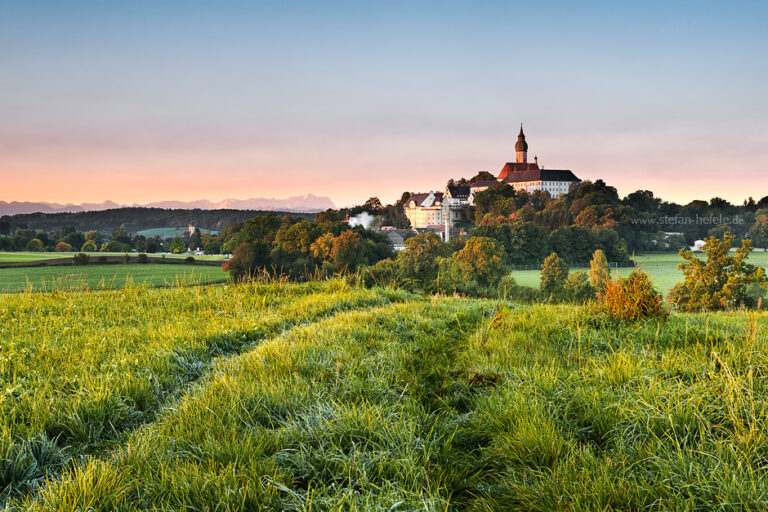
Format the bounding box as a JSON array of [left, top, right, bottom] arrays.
[[16, 298, 496, 510], [0, 282, 406, 505], [14, 297, 768, 511]]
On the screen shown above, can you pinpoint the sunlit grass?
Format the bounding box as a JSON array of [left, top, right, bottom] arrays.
[[0, 264, 229, 292], [4, 282, 768, 510]]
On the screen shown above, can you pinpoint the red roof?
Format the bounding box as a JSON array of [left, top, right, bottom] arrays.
[[497, 162, 541, 180]]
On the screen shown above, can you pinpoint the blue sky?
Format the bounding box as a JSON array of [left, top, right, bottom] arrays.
[[1, 0, 766, 206]]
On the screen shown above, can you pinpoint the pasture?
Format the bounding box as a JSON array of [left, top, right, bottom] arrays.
[[511, 250, 768, 295], [0, 264, 228, 292], [0, 251, 227, 264], [2, 279, 768, 510]]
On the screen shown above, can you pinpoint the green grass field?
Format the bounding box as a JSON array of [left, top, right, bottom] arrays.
[[0, 251, 227, 263], [136, 227, 219, 238], [512, 250, 768, 295], [0, 264, 228, 292], [2, 280, 768, 509]]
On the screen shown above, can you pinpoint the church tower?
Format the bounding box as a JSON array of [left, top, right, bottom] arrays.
[[515, 123, 528, 164]]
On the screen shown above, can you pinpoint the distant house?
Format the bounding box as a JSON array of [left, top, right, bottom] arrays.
[[385, 230, 406, 252], [404, 191, 444, 228]]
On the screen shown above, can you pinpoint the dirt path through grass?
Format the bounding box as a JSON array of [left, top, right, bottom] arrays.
[[0, 282, 406, 505]]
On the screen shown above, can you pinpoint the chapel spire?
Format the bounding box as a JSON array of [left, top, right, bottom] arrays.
[[515, 123, 528, 164]]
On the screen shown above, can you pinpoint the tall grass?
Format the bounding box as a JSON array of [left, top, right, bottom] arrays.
[[4, 282, 768, 510], [0, 280, 404, 501]]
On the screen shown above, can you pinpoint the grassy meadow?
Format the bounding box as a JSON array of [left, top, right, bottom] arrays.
[[0, 264, 228, 292], [511, 250, 768, 295], [0, 252, 227, 263], [2, 278, 768, 510]]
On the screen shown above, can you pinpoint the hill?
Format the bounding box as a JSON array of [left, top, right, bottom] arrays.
[[0, 207, 316, 233], [2, 280, 767, 509]]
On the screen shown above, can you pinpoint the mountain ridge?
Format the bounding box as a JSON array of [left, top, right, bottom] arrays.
[[0, 194, 335, 216]]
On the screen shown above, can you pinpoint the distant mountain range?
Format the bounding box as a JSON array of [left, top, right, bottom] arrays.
[[0, 194, 335, 216]]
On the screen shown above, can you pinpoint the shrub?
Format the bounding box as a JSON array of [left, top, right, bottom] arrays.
[[596, 270, 667, 322], [540, 252, 568, 299], [668, 234, 767, 311], [497, 275, 541, 302], [185, 256, 195, 265], [203, 240, 221, 255], [169, 237, 187, 254], [123, 253, 132, 264], [26, 238, 44, 252], [72, 253, 90, 265], [434, 237, 507, 296], [563, 271, 596, 303], [588, 249, 611, 294], [453, 237, 507, 288], [137, 253, 149, 264], [81, 240, 98, 252], [396, 232, 451, 290], [355, 259, 412, 289]]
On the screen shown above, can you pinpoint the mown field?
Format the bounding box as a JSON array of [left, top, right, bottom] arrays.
[[511, 250, 768, 295], [2, 280, 768, 510], [0, 252, 227, 263], [0, 264, 228, 292]]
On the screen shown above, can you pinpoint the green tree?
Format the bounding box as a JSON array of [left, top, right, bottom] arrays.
[[111, 226, 132, 245], [331, 230, 366, 271], [748, 213, 768, 248], [563, 271, 595, 303], [548, 226, 594, 264], [188, 228, 202, 250], [396, 232, 451, 289], [169, 237, 187, 254], [26, 238, 44, 251], [204, 240, 221, 255], [275, 220, 322, 255], [223, 242, 271, 281], [668, 233, 767, 311], [589, 249, 611, 294], [474, 219, 549, 266], [81, 240, 98, 252], [540, 252, 569, 298], [310, 232, 336, 262], [63, 231, 85, 251], [451, 236, 507, 288], [134, 235, 147, 252], [101, 240, 122, 252]]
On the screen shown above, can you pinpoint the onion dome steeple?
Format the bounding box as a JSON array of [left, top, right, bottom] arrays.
[[515, 123, 528, 163]]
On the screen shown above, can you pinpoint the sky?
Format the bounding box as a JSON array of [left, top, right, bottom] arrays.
[[1, 0, 767, 207]]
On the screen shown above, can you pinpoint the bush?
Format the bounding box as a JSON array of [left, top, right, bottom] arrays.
[[72, 253, 90, 265], [123, 253, 132, 264], [55, 241, 73, 252], [396, 232, 451, 290], [185, 256, 195, 265], [434, 237, 507, 296], [589, 249, 611, 294], [81, 240, 98, 252], [355, 259, 412, 289], [497, 275, 541, 302], [563, 271, 596, 303], [668, 234, 767, 311], [137, 253, 149, 264], [26, 238, 44, 252], [540, 252, 568, 299], [596, 270, 667, 322]]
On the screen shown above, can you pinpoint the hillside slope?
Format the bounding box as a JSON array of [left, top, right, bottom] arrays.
[[3, 283, 768, 510]]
